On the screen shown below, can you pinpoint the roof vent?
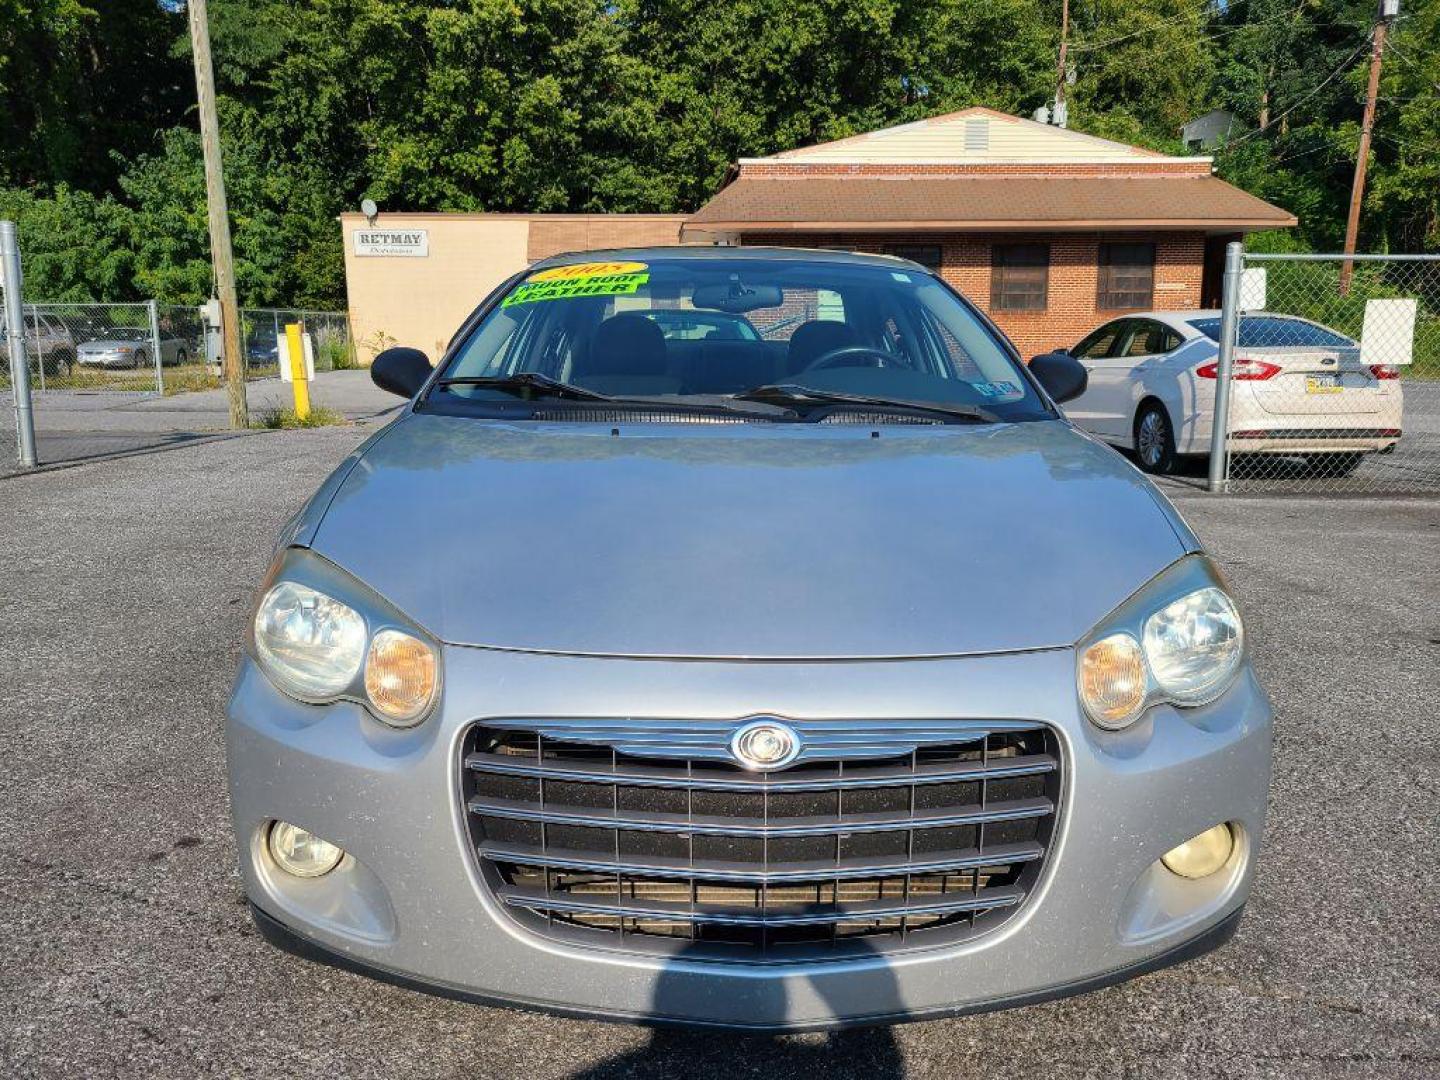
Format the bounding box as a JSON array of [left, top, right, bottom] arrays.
[[964, 118, 990, 152]]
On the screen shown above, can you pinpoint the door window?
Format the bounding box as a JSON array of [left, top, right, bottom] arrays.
[[1117, 320, 1171, 358], [1074, 322, 1125, 359]]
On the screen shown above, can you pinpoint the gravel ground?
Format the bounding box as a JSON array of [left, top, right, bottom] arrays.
[[0, 425, 1436, 1079]]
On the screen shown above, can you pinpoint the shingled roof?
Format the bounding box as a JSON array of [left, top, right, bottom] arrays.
[[687, 107, 1296, 234], [687, 174, 1297, 232]]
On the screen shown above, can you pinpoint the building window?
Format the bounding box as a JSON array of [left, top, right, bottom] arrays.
[[1098, 242, 1156, 310], [889, 244, 941, 271], [991, 243, 1049, 311]]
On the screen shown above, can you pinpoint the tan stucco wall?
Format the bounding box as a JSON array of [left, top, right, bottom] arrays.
[[340, 212, 693, 363], [341, 213, 531, 363]]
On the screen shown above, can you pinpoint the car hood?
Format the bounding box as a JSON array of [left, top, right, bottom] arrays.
[[79, 340, 137, 350], [308, 413, 1194, 659]]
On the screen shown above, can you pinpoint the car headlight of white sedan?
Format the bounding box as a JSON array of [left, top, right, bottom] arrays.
[[250, 548, 439, 726], [1078, 556, 1244, 730]]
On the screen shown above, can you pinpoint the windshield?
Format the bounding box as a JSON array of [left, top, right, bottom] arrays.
[[1188, 316, 1354, 349], [434, 255, 1050, 422]]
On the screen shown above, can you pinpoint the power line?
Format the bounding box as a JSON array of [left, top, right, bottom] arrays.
[[1381, 39, 1440, 93], [1070, 6, 1364, 76], [1069, 0, 1219, 53], [1212, 34, 1373, 153], [1268, 141, 1345, 168], [1371, 130, 1440, 159]]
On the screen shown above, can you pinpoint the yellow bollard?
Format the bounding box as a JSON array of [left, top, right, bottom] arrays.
[[285, 322, 310, 420]]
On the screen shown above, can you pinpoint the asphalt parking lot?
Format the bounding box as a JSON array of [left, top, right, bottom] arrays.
[[0, 426, 1436, 1078]]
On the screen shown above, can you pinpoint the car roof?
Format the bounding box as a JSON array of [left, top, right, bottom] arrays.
[[527, 245, 931, 274], [1094, 309, 1345, 342], [1082, 311, 1214, 338]]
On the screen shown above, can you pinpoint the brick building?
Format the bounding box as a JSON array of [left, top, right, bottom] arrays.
[[341, 107, 1294, 361], [685, 107, 1295, 356]]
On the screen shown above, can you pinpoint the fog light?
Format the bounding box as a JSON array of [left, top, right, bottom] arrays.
[[267, 821, 344, 878], [1161, 823, 1235, 879]]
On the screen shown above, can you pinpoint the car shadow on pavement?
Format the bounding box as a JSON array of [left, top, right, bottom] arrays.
[[566, 932, 907, 1079], [566, 1024, 905, 1079]]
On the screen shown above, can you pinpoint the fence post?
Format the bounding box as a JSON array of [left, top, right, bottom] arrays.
[[147, 299, 164, 395], [1207, 241, 1244, 493], [1, 221, 37, 467], [28, 303, 45, 391]]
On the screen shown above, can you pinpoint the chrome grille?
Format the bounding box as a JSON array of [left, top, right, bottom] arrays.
[[461, 718, 1060, 961]]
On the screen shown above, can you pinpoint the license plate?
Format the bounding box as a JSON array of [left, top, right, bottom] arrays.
[[1305, 375, 1341, 394]]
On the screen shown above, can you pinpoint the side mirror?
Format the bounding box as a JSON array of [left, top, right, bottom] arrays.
[[1029, 351, 1088, 404], [371, 346, 432, 399]]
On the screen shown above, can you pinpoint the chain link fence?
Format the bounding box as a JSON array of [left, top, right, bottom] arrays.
[[1216, 252, 1439, 495], [238, 308, 356, 383], [3, 298, 355, 472], [1, 302, 354, 399], [1, 302, 168, 395]]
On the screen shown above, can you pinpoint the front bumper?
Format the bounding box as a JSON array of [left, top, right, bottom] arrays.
[[227, 645, 1273, 1030]]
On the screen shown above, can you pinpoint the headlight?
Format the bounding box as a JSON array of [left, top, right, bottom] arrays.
[[249, 548, 441, 725], [1143, 587, 1243, 704], [364, 629, 438, 726], [253, 581, 366, 699], [1076, 557, 1245, 730]]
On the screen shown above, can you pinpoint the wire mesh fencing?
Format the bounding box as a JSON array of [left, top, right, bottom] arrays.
[[239, 308, 355, 382], [1, 302, 167, 395], [147, 306, 355, 394], [0, 302, 355, 400], [1217, 253, 1439, 494]]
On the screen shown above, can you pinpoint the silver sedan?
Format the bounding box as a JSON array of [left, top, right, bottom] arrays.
[[77, 329, 190, 369], [228, 247, 1272, 1030]]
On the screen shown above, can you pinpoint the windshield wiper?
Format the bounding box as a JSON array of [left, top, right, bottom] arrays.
[[433, 373, 613, 402], [733, 384, 1001, 424], [431, 376, 801, 420]]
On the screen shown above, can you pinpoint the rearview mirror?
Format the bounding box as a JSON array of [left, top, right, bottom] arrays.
[[691, 281, 784, 314], [1029, 351, 1088, 404], [371, 347, 432, 399]]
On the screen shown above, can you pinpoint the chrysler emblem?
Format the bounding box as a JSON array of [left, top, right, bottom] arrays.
[[729, 718, 802, 771]]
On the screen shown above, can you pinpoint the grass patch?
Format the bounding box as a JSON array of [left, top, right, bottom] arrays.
[[252, 406, 347, 429], [163, 365, 224, 395]]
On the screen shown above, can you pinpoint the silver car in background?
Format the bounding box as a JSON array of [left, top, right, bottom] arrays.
[[77, 327, 190, 369], [0, 309, 76, 375], [228, 248, 1272, 1030]]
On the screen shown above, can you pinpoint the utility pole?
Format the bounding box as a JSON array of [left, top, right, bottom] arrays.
[[1340, 0, 1398, 294], [186, 0, 247, 428], [1053, 0, 1071, 128]]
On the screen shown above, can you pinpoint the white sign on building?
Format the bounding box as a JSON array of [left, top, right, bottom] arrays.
[[353, 229, 429, 257]]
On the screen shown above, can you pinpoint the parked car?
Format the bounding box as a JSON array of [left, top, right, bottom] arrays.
[[229, 248, 1271, 1031], [246, 338, 280, 368], [0, 310, 76, 375], [1050, 311, 1402, 476], [77, 327, 190, 369], [638, 308, 760, 341]]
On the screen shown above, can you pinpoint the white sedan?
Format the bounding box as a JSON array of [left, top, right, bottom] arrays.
[[1055, 311, 1403, 475]]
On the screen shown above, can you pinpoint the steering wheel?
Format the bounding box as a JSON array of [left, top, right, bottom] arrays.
[[802, 345, 893, 372]]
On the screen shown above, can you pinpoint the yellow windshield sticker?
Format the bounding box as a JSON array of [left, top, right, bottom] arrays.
[[504, 261, 650, 307], [528, 261, 648, 282]]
